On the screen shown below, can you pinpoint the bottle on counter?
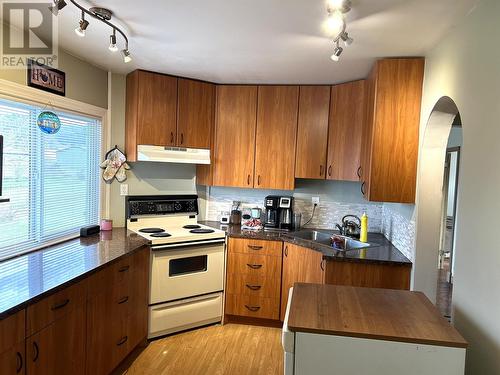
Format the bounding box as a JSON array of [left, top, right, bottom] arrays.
[[360, 212, 368, 243]]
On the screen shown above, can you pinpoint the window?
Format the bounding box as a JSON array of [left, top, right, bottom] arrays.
[[0, 97, 101, 261]]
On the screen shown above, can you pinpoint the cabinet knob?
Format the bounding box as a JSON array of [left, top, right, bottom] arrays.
[[328, 165, 332, 177], [16, 352, 23, 373], [32, 342, 39, 362], [244, 305, 261, 312]]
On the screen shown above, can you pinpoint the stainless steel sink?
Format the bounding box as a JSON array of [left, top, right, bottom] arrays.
[[287, 230, 378, 251]]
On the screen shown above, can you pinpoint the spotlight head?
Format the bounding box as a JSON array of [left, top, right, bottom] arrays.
[[109, 31, 118, 52], [121, 49, 132, 63], [75, 18, 89, 37], [340, 31, 354, 46], [48, 0, 67, 16], [330, 45, 343, 62], [324, 10, 344, 38]]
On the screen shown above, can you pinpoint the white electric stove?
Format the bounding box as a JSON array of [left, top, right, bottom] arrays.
[[126, 195, 226, 339]]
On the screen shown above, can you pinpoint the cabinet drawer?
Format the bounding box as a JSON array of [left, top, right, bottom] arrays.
[[226, 273, 280, 298], [225, 294, 279, 320], [228, 238, 282, 257], [227, 252, 282, 276], [87, 255, 135, 298], [27, 279, 86, 336]]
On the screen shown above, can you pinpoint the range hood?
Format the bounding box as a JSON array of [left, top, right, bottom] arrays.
[[137, 145, 210, 164]]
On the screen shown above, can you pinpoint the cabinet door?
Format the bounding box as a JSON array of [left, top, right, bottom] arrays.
[[295, 86, 330, 179], [0, 342, 25, 375], [126, 70, 178, 160], [213, 85, 258, 188], [327, 80, 366, 181], [364, 58, 424, 203], [281, 244, 324, 320], [177, 78, 215, 149], [255, 86, 299, 190], [27, 303, 86, 375]]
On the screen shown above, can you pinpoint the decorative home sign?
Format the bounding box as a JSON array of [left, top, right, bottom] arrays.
[[27, 59, 66, 96]]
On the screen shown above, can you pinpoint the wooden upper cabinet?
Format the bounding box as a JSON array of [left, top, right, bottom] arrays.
[[327, 80, 366, 181], [213, 85, 258, 188], [362, 58, 424, 203], [280, 243, 324, 321], [126, 70, 178, 161], [254, 86, 299, 190], [295, 86, 330, 179], [177, 78, 215, 149]]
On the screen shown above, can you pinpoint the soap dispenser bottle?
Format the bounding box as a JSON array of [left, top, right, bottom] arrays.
[[360, 212, 368, 243]]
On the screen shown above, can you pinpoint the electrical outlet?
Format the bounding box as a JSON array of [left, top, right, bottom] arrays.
[[312, 196, 320, 205], [120, 184, 129, 196]]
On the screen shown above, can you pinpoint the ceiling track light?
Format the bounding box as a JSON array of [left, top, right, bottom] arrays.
[[49, 0, 67, 16], [325, 0, 353, 62], [51, 0, 132, 63]]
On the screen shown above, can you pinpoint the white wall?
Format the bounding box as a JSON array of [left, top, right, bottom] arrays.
[[417, 0, 500, 372]]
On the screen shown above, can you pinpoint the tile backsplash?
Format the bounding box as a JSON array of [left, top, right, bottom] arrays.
[[201, 183, 416, 261]]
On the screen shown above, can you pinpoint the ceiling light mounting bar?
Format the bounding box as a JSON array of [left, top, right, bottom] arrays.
[[69, 0, 129, 50], [326, 0, 353, 62]]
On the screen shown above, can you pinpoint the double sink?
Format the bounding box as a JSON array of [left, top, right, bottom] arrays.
[[284, 229, 378, 252]]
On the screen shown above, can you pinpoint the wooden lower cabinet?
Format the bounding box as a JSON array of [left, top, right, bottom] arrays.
[[280, 243, 325, 321], [86, 247, 149, 375], [324, 260, 411, 290], [26, 303, 86, 375], [225, 238, 282, 320], [0, 310, 26, 375]]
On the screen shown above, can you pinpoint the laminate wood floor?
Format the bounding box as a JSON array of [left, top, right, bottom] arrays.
[[122, 323, 284, 375]]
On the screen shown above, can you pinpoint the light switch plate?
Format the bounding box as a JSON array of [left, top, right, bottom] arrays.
[[312, 196, 320, 205], [120, 184, 129, 196]]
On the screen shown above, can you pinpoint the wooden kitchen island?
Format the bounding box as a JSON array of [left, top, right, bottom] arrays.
[[283, 283, 467, 375]]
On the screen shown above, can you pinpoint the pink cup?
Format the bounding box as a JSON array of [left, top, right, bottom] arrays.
[[101, 219, 113, 231]]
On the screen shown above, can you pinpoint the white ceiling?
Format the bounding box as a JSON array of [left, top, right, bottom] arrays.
[[52, 0, 478, 83]]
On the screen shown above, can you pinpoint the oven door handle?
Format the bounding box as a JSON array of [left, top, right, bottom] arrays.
[[151, 238, 226, 250]]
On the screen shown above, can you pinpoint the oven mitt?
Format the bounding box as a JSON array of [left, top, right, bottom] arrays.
[[115, 162, 130, 183], [100, 147, 128, 184]]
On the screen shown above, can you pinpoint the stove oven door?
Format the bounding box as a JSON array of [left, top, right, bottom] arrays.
[[150, 240, 225, 304]]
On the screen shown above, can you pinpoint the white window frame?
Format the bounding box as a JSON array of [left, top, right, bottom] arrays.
[[0, 78, 110, 244]]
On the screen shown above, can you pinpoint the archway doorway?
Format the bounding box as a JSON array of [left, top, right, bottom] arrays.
[[413, 97, 462, 310]]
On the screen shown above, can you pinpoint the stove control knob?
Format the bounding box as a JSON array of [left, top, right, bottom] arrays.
[[174, 203, 182, 211]]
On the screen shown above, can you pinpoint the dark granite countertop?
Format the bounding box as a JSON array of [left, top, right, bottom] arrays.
[[200, 221, 412, 266], [0, 228, 149, 319]]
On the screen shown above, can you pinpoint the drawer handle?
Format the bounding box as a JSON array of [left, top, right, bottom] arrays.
[[357, 166, 362, 179], [117, 336, 128, 346], [51, 298, 70, 311], [284, 246, 288, 257], [118, 265, 130, 273], [246, 264, 262, 269], [257, 175, 261, 186], [246, 284, 262, 291], [118, 296, 129, 304], [361, 181, 366, 195], [247, 245, 263, 250], [244, 305, 261, 312], [180, 133, 184, 145], [32, 342, 39, 362], [320, 165, 323, 176], [16, 351, 23, 373], [320, 259, 326, 271], [170, 132, 174, 144], [328, 165, 332, 177], [247, 174, 251, 185]]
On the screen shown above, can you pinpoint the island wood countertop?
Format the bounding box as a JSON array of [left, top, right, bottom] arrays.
[[287, 283, 467, 348]]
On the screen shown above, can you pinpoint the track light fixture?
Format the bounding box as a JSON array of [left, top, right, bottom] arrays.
[[75, 11, 88, 37], [48, 0, 67, 16], [50, 0, 131, 63], [330, 40, 343, 62], [109, 29, 118, 52], [325, 0, 353, 62]]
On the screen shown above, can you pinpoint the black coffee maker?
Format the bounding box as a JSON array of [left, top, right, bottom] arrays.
[[264, 195, 294, 231]]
